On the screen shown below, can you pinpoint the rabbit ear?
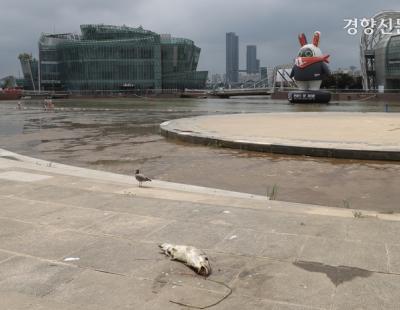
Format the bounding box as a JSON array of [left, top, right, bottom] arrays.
[[313, 31, 321, 47], [298, 33, 307, 46]]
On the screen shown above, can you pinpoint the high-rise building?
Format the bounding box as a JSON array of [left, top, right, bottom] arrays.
[[226, 32, 239, 83], [246, 45, 259, 74], [260, 67, 268, 81], [35, 24, 207, 92], [360, 11, 400, 91]]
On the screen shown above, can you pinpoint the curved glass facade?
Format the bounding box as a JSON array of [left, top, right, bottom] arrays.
[[360, 11, 400, 91], [386, 36, 400, 74], [58, 37, 161, 91], [38, 24, 207, 92]]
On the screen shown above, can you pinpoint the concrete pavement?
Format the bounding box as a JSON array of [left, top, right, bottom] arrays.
[[160, 112, 400, 160], [1, 148, 400, 309]]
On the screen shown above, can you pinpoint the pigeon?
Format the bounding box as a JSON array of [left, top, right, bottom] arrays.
[[135, 169, 151, 187]]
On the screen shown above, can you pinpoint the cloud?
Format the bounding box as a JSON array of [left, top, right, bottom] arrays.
[[1, 0, 400, 77]]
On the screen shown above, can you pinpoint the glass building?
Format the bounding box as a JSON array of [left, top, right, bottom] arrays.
[[360, 11, 400, 91], [37, 24, 207, 92]]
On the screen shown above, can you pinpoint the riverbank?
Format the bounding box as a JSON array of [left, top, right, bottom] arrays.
[[1, 98, 400, 212], [5, 89, 399, 102]]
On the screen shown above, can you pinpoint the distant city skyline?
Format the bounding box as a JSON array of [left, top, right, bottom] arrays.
[[1, 0, 400, 77]]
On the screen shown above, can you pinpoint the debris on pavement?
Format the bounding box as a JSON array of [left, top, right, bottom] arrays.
[[63, 257, 80, 262], [159, 243, 211, 276]]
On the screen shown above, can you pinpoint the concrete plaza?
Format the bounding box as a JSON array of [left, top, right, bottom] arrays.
[[161, 112, 400, 160], [0, 148, 400, 309]]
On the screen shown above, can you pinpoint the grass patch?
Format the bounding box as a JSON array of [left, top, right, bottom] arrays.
[[267, 184, 279, 201]]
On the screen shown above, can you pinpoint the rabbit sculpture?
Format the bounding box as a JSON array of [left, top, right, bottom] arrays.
[[290, 31, 330, 91]]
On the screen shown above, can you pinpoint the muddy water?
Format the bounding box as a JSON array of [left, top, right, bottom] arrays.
[[1, 97, 400, 212]]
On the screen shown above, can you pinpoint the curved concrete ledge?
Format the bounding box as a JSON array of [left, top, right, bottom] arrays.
[[2, 147, 400, 221], [160, 112, 400, 161], [0, 148, 269, 202]]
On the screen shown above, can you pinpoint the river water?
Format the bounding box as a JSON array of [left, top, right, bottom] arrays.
[[1, 97, 399, 212]]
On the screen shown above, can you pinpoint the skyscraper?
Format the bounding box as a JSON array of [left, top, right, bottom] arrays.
[[247, 45, 260, 74], [226, 32, 239, 84]]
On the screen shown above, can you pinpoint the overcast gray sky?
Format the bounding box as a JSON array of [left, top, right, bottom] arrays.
[[1, 0, 400, 77]]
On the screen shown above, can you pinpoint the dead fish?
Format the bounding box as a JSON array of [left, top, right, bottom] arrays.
[[159, 243, 211, 276]]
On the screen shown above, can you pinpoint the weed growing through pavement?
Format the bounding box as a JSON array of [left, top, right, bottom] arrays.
[[353, 210, 363, 219], [267, 184, 279, 201]]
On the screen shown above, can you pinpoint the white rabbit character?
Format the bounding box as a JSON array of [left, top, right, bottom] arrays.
[[290, 31, 330, 91]]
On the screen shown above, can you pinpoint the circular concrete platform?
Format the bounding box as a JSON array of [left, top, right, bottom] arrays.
[[160, 112, 400, 161]]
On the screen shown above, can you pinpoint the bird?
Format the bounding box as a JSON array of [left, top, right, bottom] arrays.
[[135, 169, 152, 187]]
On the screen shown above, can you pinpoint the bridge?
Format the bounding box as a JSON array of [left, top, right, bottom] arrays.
[[210, 87, 272, 98], [18, 63, 297, 100], [209, 64, 297, 98]]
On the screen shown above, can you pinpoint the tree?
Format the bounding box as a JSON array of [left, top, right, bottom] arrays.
[[321, 73, 363, 90]]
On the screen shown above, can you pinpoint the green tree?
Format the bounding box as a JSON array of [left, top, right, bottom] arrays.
[[321, 73, 362, 90]]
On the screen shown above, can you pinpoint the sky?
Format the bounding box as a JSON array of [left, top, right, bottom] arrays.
[[1, 0, 400, 77]]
